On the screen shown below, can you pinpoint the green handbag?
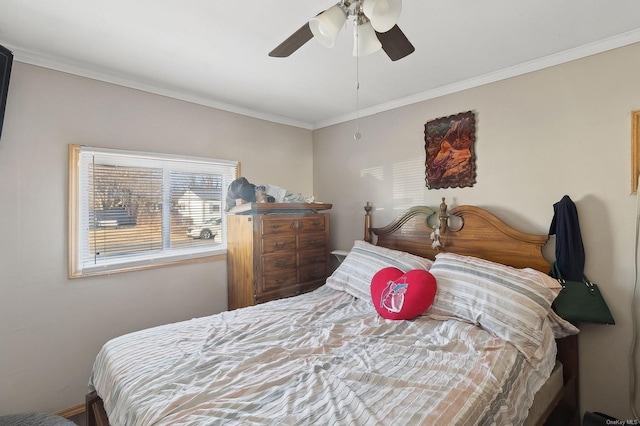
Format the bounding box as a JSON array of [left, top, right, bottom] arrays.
[[551, 262, 615, 325]]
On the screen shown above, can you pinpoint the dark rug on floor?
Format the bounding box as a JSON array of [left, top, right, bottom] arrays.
[[0, 413, 75, 426]]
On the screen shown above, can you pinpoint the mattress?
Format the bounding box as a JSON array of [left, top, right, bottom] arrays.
[[89, 286, 557, 426], [524, 361, 564, 426]]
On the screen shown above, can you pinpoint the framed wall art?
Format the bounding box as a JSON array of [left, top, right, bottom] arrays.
[[424, 111, 476, 189]]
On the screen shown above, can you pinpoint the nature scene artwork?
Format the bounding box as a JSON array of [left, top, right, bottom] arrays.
[[424, 111, 476, 189]]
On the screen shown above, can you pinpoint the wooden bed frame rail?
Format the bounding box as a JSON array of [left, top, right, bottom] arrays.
[[86, 391, 109, 426]]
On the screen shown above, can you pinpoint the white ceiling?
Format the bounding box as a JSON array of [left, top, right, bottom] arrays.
[[1, 0, 640, 129]]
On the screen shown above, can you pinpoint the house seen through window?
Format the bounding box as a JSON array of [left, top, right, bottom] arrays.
[[69, 145, 238, 277]]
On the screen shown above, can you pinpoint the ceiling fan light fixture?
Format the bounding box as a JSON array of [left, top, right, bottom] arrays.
[[362, 0, 402, 32], [353, 20, 382, 57], [309, 5, 348, 48]]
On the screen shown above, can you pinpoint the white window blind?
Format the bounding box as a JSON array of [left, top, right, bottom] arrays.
[[70, 145, 238, 277]]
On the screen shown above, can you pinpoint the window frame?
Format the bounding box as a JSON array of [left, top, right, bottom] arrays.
[[68, 144, 239, 278]]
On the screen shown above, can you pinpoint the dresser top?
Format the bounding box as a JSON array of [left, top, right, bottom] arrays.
[[228, 202, 332, 215]]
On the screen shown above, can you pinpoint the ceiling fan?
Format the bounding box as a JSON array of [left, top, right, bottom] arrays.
[[268, 0, 415, 61]]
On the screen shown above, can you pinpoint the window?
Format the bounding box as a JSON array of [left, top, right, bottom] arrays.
[[69, 145, 238, 277]]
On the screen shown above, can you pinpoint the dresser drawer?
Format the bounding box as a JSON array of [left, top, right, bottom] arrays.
[[298, 280, 324, 295], [298, 216, 326, 232], [299, 263, 327, 283], [261, 253, 296, 271], [261, 235, 296, 254], [298, 249, 326, 266], [298, 233, 326, 250], [260, 270, 297, 293], [260, 217, 297, 236]]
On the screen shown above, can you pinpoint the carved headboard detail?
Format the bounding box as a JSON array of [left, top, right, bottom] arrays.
[[365, 198, 550, 273]]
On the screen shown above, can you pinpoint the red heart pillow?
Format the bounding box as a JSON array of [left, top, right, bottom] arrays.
[[370, 267, 437, 320]]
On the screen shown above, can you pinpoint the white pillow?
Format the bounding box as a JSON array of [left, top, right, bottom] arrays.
[[427, 252, 561, 361], [484, 257, 579, 338], [548, 309, 580, 338], [326, 240, 433, 302], [534, 270, 580, 338]]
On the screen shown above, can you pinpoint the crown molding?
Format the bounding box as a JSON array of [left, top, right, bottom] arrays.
[[5, 28, 640, 132], [7, 45, 314, 130], [312, 29, 640, 129]]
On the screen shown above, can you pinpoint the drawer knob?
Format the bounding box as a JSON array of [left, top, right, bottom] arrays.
[[275, 276, 288, 284], [273, 241, 287, 249]]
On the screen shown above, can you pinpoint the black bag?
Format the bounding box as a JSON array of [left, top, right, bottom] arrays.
[[551, 262, 615, 325]]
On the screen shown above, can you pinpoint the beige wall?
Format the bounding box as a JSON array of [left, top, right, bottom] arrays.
[[313, 42, 640, 419], [2, 41, 640, 419], [0, 62, 313, 413]]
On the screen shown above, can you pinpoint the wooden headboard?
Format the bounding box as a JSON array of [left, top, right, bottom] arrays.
[[364, 198, 579, 426], [365, 198, 550, 273]]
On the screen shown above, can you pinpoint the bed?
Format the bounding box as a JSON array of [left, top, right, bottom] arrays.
[[86, 199, 580, 426]]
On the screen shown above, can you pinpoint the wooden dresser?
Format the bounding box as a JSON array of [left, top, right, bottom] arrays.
[[226, 203, 331, 310]]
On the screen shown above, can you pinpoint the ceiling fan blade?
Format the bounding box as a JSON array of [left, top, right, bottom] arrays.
[[269, 23, 314, 57], [376, 25, 415, 61]]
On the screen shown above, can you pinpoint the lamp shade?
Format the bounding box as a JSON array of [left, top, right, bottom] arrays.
[[353, 21, 382, 57], [362, 0, 402, 33], [310, 5, 347, 48]]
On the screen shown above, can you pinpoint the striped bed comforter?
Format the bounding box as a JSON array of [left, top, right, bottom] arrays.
[[89, 286, 556, 426]]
